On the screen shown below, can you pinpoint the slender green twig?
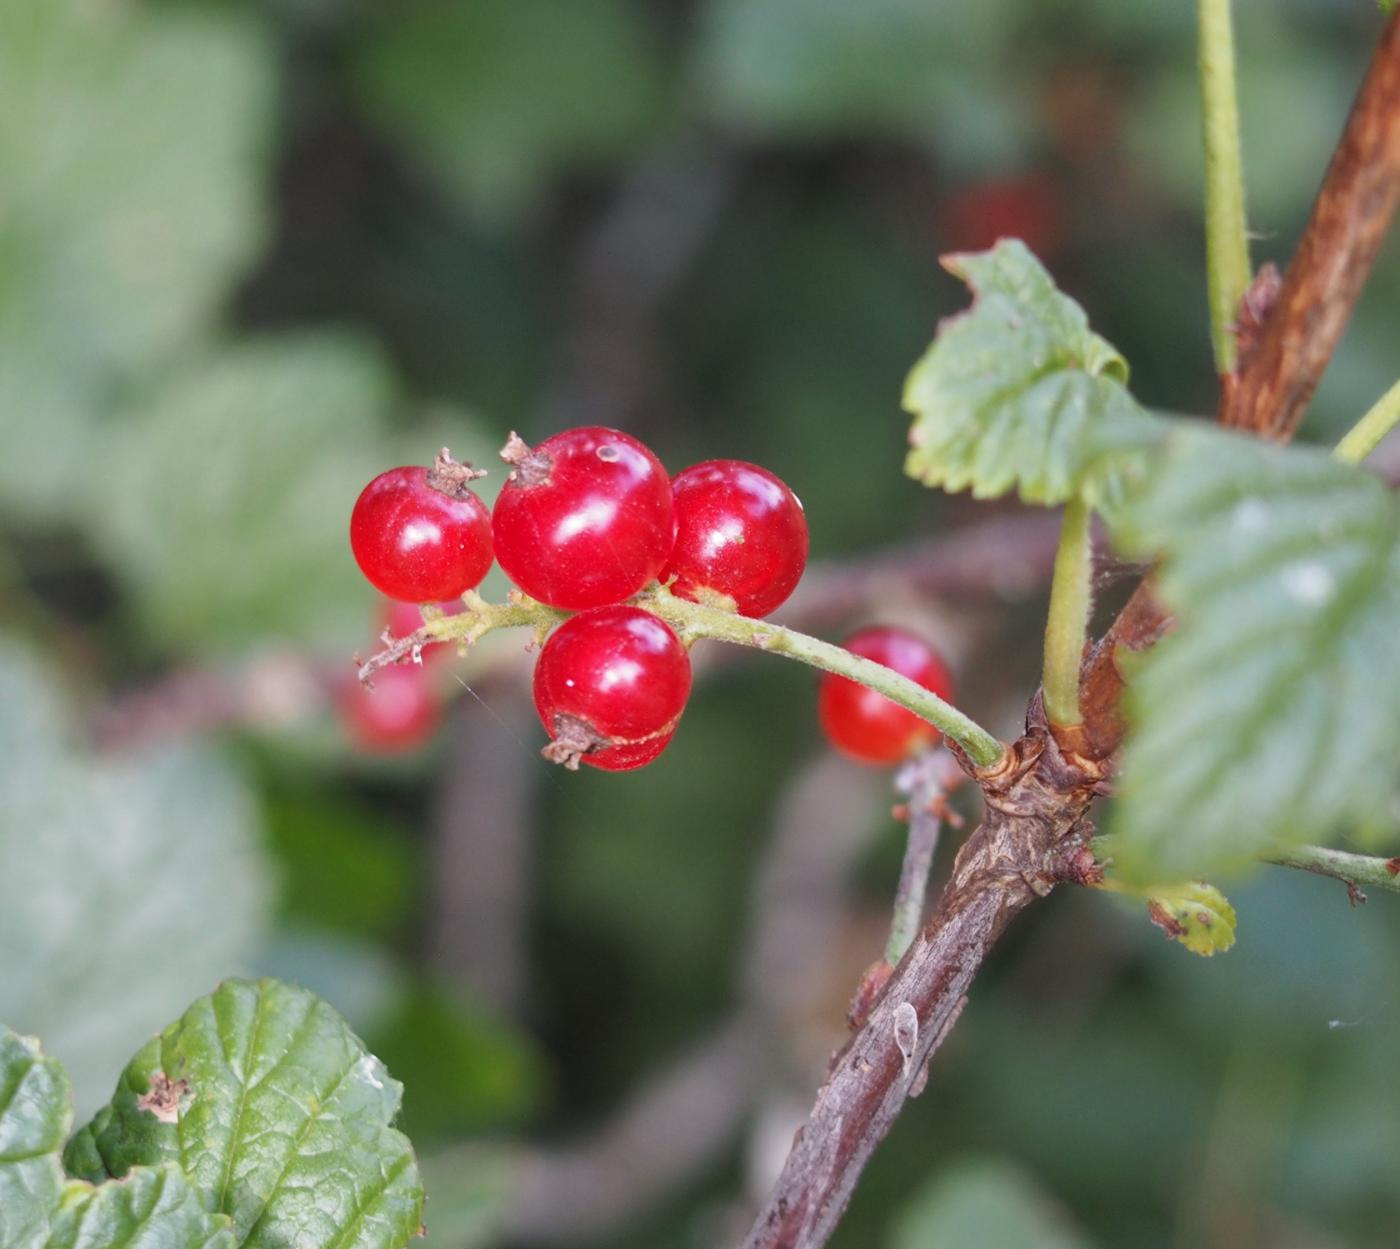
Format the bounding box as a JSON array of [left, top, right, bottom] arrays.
[[1198, 0, 1251, 374], [1090, 835, 1400, 898], [1263, 844, 1400, 898], [357, 586, 1006, 768], [1042, 496, 1092, 729], [1333, 377, 1400, 465]]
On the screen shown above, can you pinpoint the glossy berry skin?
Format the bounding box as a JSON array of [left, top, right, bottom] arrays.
[[818, 626, 955, 765], [661, 460, 809, 618], [492, 427, 674, 611], [533, 605, 692, 771], [340, 665, 442, 754], [351, 466, 493, 603]]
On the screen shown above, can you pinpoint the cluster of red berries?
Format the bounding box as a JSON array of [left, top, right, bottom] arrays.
[[349, 426, 952, 769]]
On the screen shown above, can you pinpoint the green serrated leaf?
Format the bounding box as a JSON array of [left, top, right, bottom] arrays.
[[903, 241, 1158, 509], [0, 1030, 68, 1249], [1, 1027, 233, 1249], [1110, 428, 1400, 882], [1143, 882, 1237, 957], [69, 979, 424, 1249], [47, 1168, 235, 1249]]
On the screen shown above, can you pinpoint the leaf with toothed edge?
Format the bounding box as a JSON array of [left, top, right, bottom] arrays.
[[903, 240, 1160, 513], [1108, 427, 1400, 884], [65, 979, 424, 1249], [0, 1025, 234, 1249], [1144, 882, 1237, 957], [0, 1028, 67, 1249]]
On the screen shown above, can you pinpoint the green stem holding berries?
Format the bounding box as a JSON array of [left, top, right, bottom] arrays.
[[1042, 496, 1092, 729], [639, 586, 1004, 767], [1333, 377, 1400, 465], [360, 586, 1006, 769], [1198, 0, 1251, 374]]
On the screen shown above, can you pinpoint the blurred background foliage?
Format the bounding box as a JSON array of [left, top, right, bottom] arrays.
[[2, 0, 1398, 1247]]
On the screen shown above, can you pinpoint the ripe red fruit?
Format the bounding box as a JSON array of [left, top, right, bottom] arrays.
[[532, 605, 692, 771], [940, 174, 1068, 261], [818, 626, 955, 765], [350, 452, 493, 603], [661, 459, 809, 618], [492, 427, 674, 611], [340, 665, 442, 754]]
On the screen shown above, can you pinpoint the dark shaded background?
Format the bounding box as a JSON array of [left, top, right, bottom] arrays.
[[2, 1, 1399, 1246]]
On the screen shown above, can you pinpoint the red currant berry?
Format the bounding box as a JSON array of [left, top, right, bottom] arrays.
[[492, 427, 674, 611], [340, 665, 442, 754], [817, 626, 955, 765], [532, 605, 691, 771], [661, 459, 809, 617], [350, 451, 493, 603]]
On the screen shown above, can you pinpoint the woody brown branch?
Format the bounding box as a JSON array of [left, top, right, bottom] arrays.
[[1219, 10, 1400, 438], [741, 15, 1400, 1248], [742, 709, 1104, 1249], [1080, 8, 1400, 764]]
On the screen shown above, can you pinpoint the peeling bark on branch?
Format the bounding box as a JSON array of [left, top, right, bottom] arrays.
[[741, 711, 1104, 1249], [1220, 10, 1400, 437]]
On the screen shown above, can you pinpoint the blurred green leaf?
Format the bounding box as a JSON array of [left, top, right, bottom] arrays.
[[0, 0, 272, 520], [0, 644, 269, 1116], [263, 791, 415, 940], [0, 1027, 235, 1249], [255, 928, 404, 1040], [904, 241, 1158, 510], [889, 1157, 1095, 1249], [349, 0, 663, 222], [1110, 429, 1400, 882], [67, 978, 423, 1249], [90, 334, 402, 654], [695, 0, 1028, 165], [370, 984, 547, 1143], [417, 1146, 516, 1248], [1129, 22, 1352, 228]]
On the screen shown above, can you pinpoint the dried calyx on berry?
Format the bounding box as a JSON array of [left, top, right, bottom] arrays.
[[532, 605, 692, 771], [491, 426, 674, 611], [350, 450, 493, 603]]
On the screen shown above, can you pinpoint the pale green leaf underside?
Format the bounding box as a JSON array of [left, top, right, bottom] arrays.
[[0, 645, 267, 1117], [68, 979, 423, 1249], [903, 240, 1157, 509], [1, 1026, 232, 1249], [0, 0, 271, 520], [88, 334, 400, 653], [1110, 429, 1400, 883]]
